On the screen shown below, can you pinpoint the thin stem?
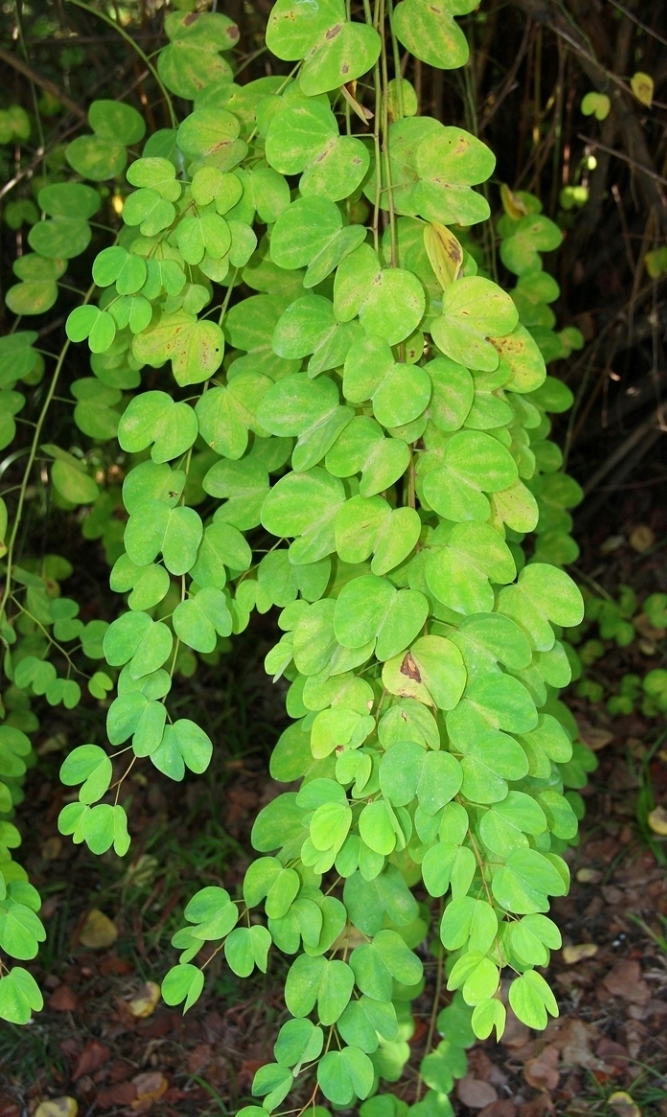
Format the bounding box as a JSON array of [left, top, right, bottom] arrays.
[[65, 0, 177, 128]]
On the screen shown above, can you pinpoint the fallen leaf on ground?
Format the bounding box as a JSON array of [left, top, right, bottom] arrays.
[[579, 726, 614, 751], [128, 981, 161, 1018], [457, 1076, 498, 1108], [576, 868, 603, 883], [96, 1083, 137, 1109], [41, 836, 63, 860], [479, 1104, 517, 1117], [79, 908, 118, 949], [72, 1040, 110, 1081], [603, 961, 651, 1005], [629, 525, 654, 552], [186, 1044, 212, 1074], [48, 984, 79, 1012], [35, 1101, 78, 1117], [524, 1045, 560, 1090], [647, 806, 667, 835], [544, 1018, 602, 1070], [608, 1092, 642, 1117], [562, 943, 599, 964], [130, 1072, 168, 1113]]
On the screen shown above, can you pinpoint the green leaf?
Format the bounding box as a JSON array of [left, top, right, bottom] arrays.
[[261, 467, 345, 564], [266, 0, 381, 97], [343, 337, 431, 424], [317, 1046, 375, 1105], [60, 744, 112, 805], [382, 635, 467, 710], [380, 740, 462, 813], [173, 587, 232, 652], [103, 611, 173, 677], [274, 1018, 324, 1068], [421, 429, 518, 523], [392, 0, 475, 70], [29, 216, 91, 260], [498, 563, 584, 651], [66, 134, 127, 180], [151, 719, 213, 780], [425, 522, 515, 615], [492, 849, 568, 914], [162, 963, 205, 1012], [0, 967, 43, 1024], [508, 969, 558, 1029], [132, 311, 224, 386], [125, 502, 203, 573], [225, 925, 272, 977], [44, 446, 99, 505], [431, 277, 518, 371], [413, 126, 494, 224], [39, 182, 101, 220]]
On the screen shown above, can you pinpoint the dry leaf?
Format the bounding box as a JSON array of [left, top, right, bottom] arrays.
[[79, 909, 118, 949], [562, 943, 599, 964], [48, 984, 79, 1012], [629, 524, 654, 552], [35, 1100, 78, 1117], [578, 725, 614, 751], [630, 72, 653, 108], [41, 836, 63, 860], [128, 981, 161, 1018], [457, 1076, 498, 1109], [647, 806, 667, 835], [130, 1072, 168, 1113], [599, 535, 625, 555], [603, 961, 651, 1005], [608, 1092, 641, 1117], [547, 1018, 602, 1070], [479, 1104, 517, 1117], [524, 1045, 560, 1091], [72, 1040, 110, 1081], [633, 614, 665, 642]]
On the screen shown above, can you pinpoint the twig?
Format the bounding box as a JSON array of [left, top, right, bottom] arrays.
[[579, 134, 667, 190], [0, 45, 86, 119], [607, 0, 667, 51]]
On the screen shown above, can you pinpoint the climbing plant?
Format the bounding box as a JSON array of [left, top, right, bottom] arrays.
[[0, 0, 600, 1107]]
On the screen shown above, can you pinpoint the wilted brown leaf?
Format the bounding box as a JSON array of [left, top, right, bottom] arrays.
[[524, 1045, 560, 1091], [79, 909, 118, 949], [479, 1104, 517, 1117], [130, 1072, 168, 1113], [41, 836, 63, 860], [603, 961, 651, 1004], [48, 984, 79, 1012], [457, 1076, 498, 1109], [72, 1040, 110, 1081]]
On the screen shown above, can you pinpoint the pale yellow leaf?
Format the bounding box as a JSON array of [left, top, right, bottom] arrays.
[[630, 72, 653, 108], [648, 806, 667, 836], [129, 981, 161, 1018], [562, 942, 599, 964], [500, 183, 528, 219], [79, 908, 118, 949], [576, 867, 602, 883], [423, 221, 463, 289], [35, 1099, 78, 1117], [608, 1092, 641, 1117], [629, 524, 654, 552]]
